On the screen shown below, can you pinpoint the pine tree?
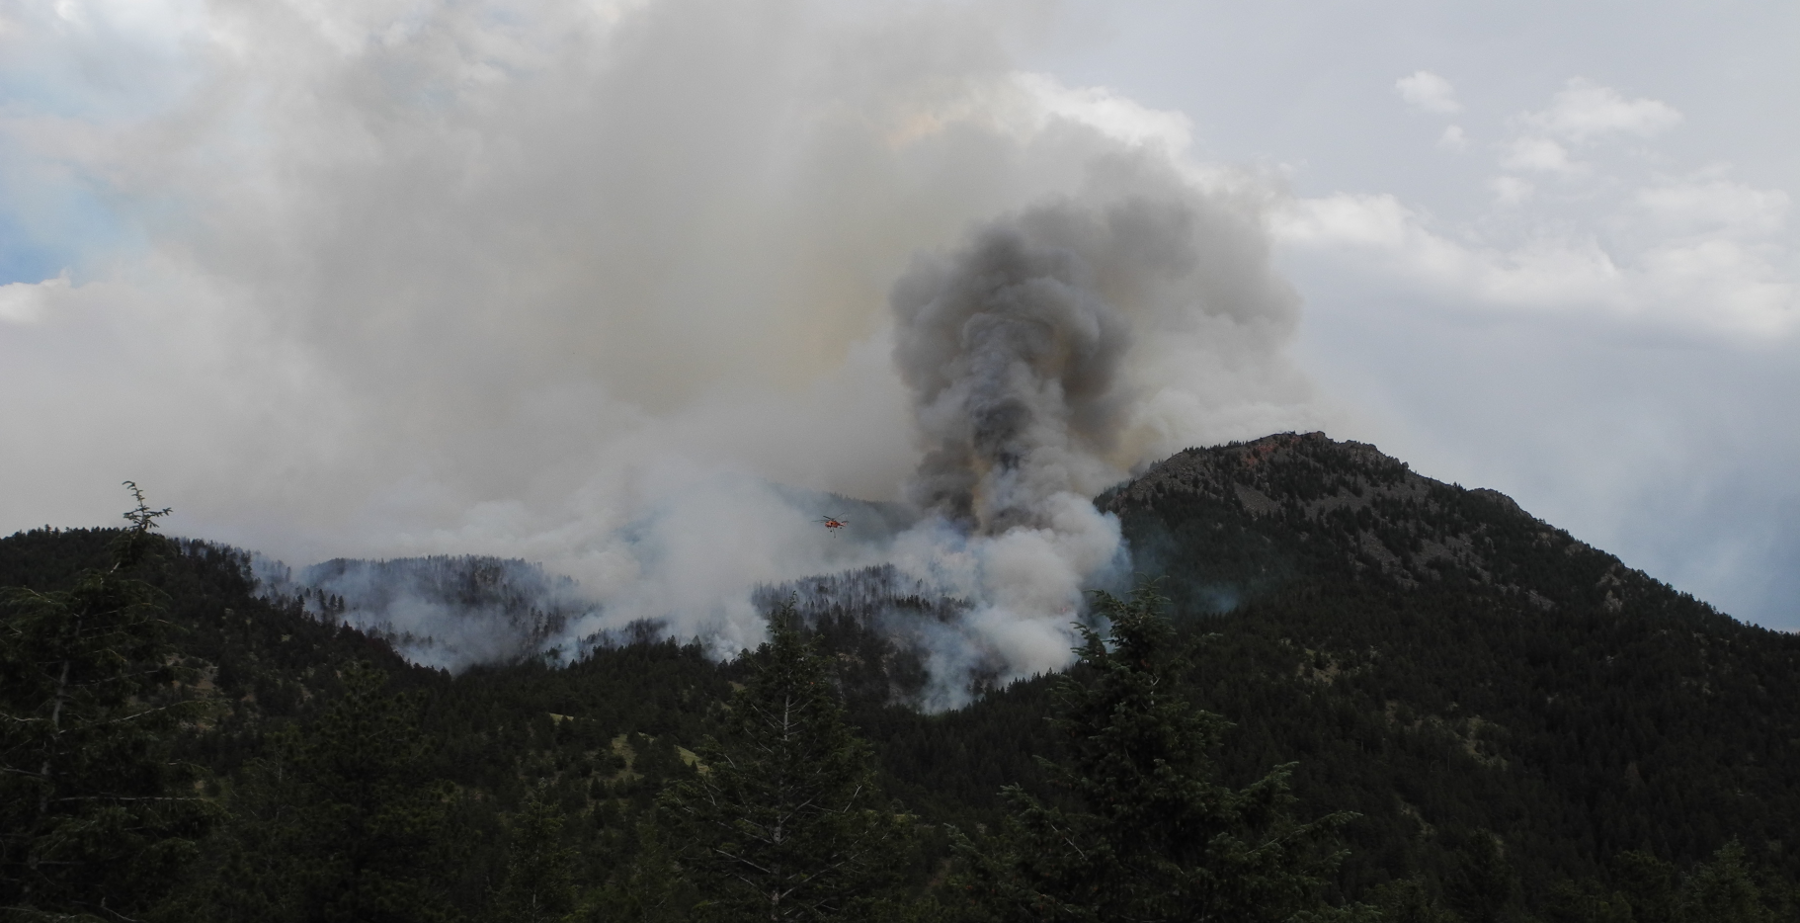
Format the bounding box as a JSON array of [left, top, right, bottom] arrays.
[[578, 818, 694, 923], [1680, 841, 1769, 923], [495, 785, 579, 923], [0, 484, 217, 921], [1610, 850, 1679, 923], [287, 661, 457, 923], [183, 661, 456, 923], [661, 606, 904, 922], [958, 584, 1364, 923], [1443, 832, 1515, 923]]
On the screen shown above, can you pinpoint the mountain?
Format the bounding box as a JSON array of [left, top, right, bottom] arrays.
[[1100, 432, 1800, 904], [3, 432, 1796, 921], [276, 555, 594, 670]]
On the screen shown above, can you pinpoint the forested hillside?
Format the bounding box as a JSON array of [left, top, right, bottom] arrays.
[[1101, 433, 1800, 916], [3, 434, 1797, 922]]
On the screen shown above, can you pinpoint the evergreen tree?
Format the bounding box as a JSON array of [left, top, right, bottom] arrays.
[[183, 661, 456, 923], [958, 584, 1363, 923], [577, 818, 694, 923], [1610, 850, 1680, 923], [1369, 879, 1462, 923], [1443, 832, 1515, 923], [661, 606, 903, 922], [289, 661, 457, 922], [1679, 841, 1769, 923], [495, 785, 579, 923], [0, 484, 216, 921]]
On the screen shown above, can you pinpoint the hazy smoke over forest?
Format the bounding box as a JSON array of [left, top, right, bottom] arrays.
[[0, 0, 1328, 691]]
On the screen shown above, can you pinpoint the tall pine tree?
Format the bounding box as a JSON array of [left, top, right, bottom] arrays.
[[662, 606, 903, 922], [958, 584, 1365, 923], [494, 785, 579, 923], [180, 661, 456, 923], [0, 484, 216, 921]]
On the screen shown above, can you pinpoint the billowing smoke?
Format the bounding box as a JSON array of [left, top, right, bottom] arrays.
[[871, 184, 1311, 702], [897, 206, 1134, 533], [0, 0, 1332, 699]]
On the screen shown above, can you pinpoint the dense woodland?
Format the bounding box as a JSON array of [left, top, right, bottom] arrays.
[[3, 434, 1799, 922]]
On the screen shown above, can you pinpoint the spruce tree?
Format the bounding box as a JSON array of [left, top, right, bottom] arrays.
[[959, 584, 1364, 923], [1443, 832, 1515, 923], [1680, 841, 1770, 923], [285, 661, 457, 922], [661, 606, 902, 922], [0, 484, 216, 921], [183, 661, 456, 923], [495, 785, 579, 923]]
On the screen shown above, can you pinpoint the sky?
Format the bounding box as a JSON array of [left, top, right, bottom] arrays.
[[1030, 0, 1800, 632], [1, 0, 1794, 637]]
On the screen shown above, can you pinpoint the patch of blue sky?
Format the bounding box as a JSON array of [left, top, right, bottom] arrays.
[[0, 15, 202, 126], [0, 213, 70, 285], [0, 174, 138, 285]]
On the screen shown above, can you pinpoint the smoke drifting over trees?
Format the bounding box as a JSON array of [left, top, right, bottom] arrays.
[[0, 0, 1329, 688], [880, 186, 1315, 691]]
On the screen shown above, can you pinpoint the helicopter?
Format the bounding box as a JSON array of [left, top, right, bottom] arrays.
[[816, 515, 849, 532]]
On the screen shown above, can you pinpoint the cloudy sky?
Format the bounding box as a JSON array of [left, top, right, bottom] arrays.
[[2, 0, 1794, 633]]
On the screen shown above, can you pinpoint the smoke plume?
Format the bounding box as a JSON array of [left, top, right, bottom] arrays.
[[0, 0, 1330, 695], [874, 180, 1313, 700], [897, 207, 1133, 532]]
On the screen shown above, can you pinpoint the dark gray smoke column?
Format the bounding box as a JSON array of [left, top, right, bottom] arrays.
[[893, 198, 1180, 532]]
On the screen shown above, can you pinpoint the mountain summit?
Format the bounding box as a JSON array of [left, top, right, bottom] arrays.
[[1107, 431, 1684, 619], [1096, 432, 1799, 900]]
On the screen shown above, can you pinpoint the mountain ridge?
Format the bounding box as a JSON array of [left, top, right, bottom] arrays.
[[5, 431, 1797, 919], [1106, 430, 1726, 625]]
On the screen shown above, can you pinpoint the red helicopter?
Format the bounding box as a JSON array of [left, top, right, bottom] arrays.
[[816, 515, 849, 533]]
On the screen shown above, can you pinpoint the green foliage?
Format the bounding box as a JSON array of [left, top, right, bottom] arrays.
[[661, 606, 905, 922], [181, 661, 458, 923], [1678, 841, 1769, 923], [574, 818, 693, 923], [1366, 879, 1460, 923], [285, 661, 458, 922], [0, 484, 216, 922], [1443, 832, 1516, 923], [957, 584, 1360, 923], [1547, 840, 1799, 923], [496, 786, 580, 923], [1103, 433, 1800, 903], [8, 433, 1800, 921]]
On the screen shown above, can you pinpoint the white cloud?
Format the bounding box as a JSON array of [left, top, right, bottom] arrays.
[[1490, 176, 1533, 206], [1522, 78, 1682, 143], [1274, 191, 1796, 337], [0, 271, 71, 324], [53, 0, 85, 27], [1501, 136, 1584, 174], [1437, 125, 1468, 151], [1636, 180, 1789, 237], [1395, 70, 1461, 114], [1013, 72, 1195, 155]]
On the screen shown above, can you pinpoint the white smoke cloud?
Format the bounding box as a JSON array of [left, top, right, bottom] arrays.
[[0, 0, 1325, 689]]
